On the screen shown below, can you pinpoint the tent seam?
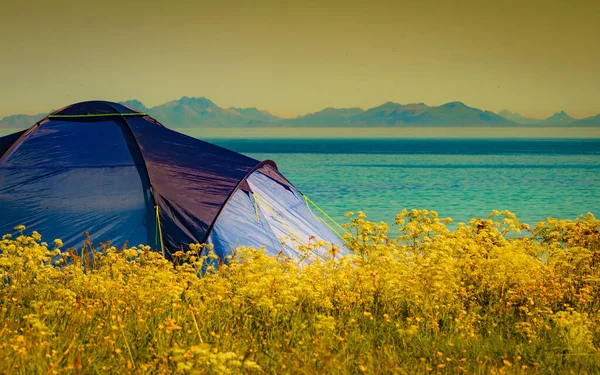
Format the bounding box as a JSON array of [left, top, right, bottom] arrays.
[[199, 159, 280, 250], [0, 117, 49, 166], [252, 194, 288, 253], [115, 114, 166, 257], [47, 113, 147, 118]]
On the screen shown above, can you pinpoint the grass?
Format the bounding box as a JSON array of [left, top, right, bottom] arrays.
[[0, 209, 599, 374]]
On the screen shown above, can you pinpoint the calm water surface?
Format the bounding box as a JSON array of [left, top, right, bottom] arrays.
[[211, 139, 600, 226]]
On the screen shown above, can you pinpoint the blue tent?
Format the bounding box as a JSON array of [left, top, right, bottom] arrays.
[[0, 101, 345, 260]]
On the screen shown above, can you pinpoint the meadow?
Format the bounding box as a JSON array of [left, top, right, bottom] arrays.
[[1, 209, 599, 374]]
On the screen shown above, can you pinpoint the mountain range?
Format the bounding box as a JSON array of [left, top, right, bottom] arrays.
[[497, 109, 578, 126], [1, 97, 599, 128]]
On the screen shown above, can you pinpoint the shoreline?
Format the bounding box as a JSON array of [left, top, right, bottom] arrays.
[[175, 127, 600, 139], [2, 126, 600, 140]]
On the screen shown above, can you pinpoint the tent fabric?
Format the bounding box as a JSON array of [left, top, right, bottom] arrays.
[[1, 118, 144, 168], [247, 170, 345, 255], [124, 115, 261, 251], [0, 130, 26, 160], [0, 117, 157, 249], [208, 169, 345, 261], [207, 189, 285, 259], [0, 167, 155, 249], [0, 100, 345, 261]]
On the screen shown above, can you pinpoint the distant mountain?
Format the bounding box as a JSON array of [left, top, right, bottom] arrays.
[[2, 97, 599, 129], [497, 110, 543, 125], [135, 97, 280, 127], [228, 107, 280, 123], [498, 109, 578, 125], [572, 114, 600, 126], [148, 97, 243, 126], [350, 101, 513, 126], [263, 101, 513, 127], [280, 107, 365, 126], [280, 101, 513, 127], [119, 99, 150, 113], [352, 102, 428, 125], [0, 113, 47, 128], [544, 111, 574, 125]]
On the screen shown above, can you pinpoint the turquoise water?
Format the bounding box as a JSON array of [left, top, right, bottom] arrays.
[[211, 139, 600, 226]]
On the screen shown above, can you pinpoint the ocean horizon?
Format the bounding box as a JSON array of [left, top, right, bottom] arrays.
[[4, 126, 600, 139], [180, 127, 600, 139]]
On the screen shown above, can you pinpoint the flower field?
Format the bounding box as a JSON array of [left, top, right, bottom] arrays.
[[1, 210, 599, 374]]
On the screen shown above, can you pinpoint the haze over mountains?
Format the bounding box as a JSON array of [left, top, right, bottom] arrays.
[[1, 97, 599, 128]]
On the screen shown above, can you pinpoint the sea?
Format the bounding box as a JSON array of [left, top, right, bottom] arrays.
[[209, 138, 600, 227]]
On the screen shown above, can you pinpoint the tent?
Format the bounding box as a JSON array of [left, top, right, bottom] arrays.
[[0, 101, 345, 260]]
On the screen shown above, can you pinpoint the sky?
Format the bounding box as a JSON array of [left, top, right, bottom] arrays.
[[1, 0, 598, 120]]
